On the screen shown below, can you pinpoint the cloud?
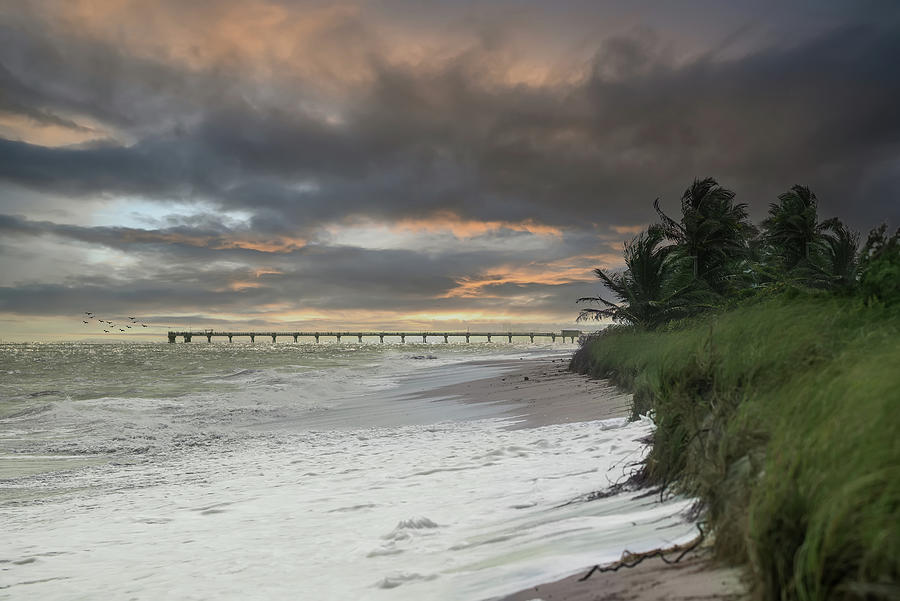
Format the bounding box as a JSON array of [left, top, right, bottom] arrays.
[[0, 214, 307, 254], [1, 1, 899, 330], [0, 213, 604, 326]]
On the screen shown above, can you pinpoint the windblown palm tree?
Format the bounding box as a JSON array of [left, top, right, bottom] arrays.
[[654, 177, 754, 294], [761, 185, 827, 271], [819, 218, 860, 291], [577, 227, 678, 327]]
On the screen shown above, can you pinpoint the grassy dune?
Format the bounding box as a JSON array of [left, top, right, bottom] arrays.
[[571, 293, 899, 600]]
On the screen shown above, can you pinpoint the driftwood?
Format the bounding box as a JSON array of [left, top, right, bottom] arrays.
[[577, 522, 706, 582]]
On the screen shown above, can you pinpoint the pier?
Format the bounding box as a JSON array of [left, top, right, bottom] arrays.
[[167, 330, 582, 343]]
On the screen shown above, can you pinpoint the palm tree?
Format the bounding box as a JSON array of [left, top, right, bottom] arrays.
[[819, 218, 859, 291], [654, 177, 754, 294], [761, 185, 826, 271], [577, 227, 674, 327]]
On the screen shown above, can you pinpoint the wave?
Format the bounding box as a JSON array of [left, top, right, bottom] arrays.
[[374, 572, 438, 589]]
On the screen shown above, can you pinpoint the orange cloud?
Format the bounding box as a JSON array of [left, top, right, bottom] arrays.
[[225, 268, 282, 291], [226, 281, 263, 291], [215, 238, 306, 253], [443, 253, 621, 298], [344, 211, 561, 239], [43, 1, 371, 82], [611, 224, 647, 235], [34, 0, 580, 97]]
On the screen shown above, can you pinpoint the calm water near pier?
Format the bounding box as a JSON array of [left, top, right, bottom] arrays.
[[0, 342, 694, 600]]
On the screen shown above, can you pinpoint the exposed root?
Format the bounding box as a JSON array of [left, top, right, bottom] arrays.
[[577, 522, 706, 582]]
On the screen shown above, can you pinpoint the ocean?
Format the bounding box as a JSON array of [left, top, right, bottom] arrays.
[[0, 342, 695, 600]]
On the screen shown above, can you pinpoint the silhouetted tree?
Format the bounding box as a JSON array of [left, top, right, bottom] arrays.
[[577, 226, 714, 327], [819, 218, 860, 291], [761, 185, 826, 272], [654, 177, 754, 294], [577, 227, 672, 327]]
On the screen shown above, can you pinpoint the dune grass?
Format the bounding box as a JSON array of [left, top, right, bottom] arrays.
[[570, 292, 899, 600]]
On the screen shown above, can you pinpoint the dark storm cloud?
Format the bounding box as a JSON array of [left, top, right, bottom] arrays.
[[2, 12, 899, 232]]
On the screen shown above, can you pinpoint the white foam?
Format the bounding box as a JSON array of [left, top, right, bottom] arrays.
[[1, 345, 693, 601], [1, 416, 694, 600]]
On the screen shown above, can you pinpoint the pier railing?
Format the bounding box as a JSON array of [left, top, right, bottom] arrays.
[[167, 330, 582, 343]]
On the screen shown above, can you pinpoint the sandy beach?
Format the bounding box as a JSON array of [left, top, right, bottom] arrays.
[[417, 356, 748, 601], [402, 356, 633, 428], [500, 548, 746, 601]]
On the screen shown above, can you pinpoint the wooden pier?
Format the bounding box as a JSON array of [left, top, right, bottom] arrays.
[[167, 330, 582, 344]]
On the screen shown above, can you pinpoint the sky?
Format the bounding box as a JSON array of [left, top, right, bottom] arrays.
[[1, 0, 899, 341]]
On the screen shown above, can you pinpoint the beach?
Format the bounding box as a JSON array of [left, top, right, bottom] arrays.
[[399, 356, 632, 429], [500, 549, 746, 601], [423, 357, 747, 601], [1, 342, 736, 600]]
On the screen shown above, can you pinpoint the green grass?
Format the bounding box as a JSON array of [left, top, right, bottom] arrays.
[[571, 293, 900, 600]]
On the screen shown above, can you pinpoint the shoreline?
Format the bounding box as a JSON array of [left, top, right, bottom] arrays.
[[425, 355, 748, 601], [500, 548, 746, 601], [401, 355, 632, 428]]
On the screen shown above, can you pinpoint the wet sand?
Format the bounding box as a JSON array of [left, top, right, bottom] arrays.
[[500, 548, 746, 601], [406, 356, 633, 428], [420, 356, 748, 601]]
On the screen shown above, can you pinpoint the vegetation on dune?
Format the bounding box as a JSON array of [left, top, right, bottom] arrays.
[[573, 178, 899, 600]]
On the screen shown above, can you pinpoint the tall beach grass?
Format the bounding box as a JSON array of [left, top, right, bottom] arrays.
[[571, 293, 899, 600]]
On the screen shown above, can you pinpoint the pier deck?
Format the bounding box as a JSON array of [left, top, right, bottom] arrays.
[[167, 330, 582, 343]]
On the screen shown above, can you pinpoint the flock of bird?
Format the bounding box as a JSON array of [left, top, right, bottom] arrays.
[[81, 312, 150, 333]]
